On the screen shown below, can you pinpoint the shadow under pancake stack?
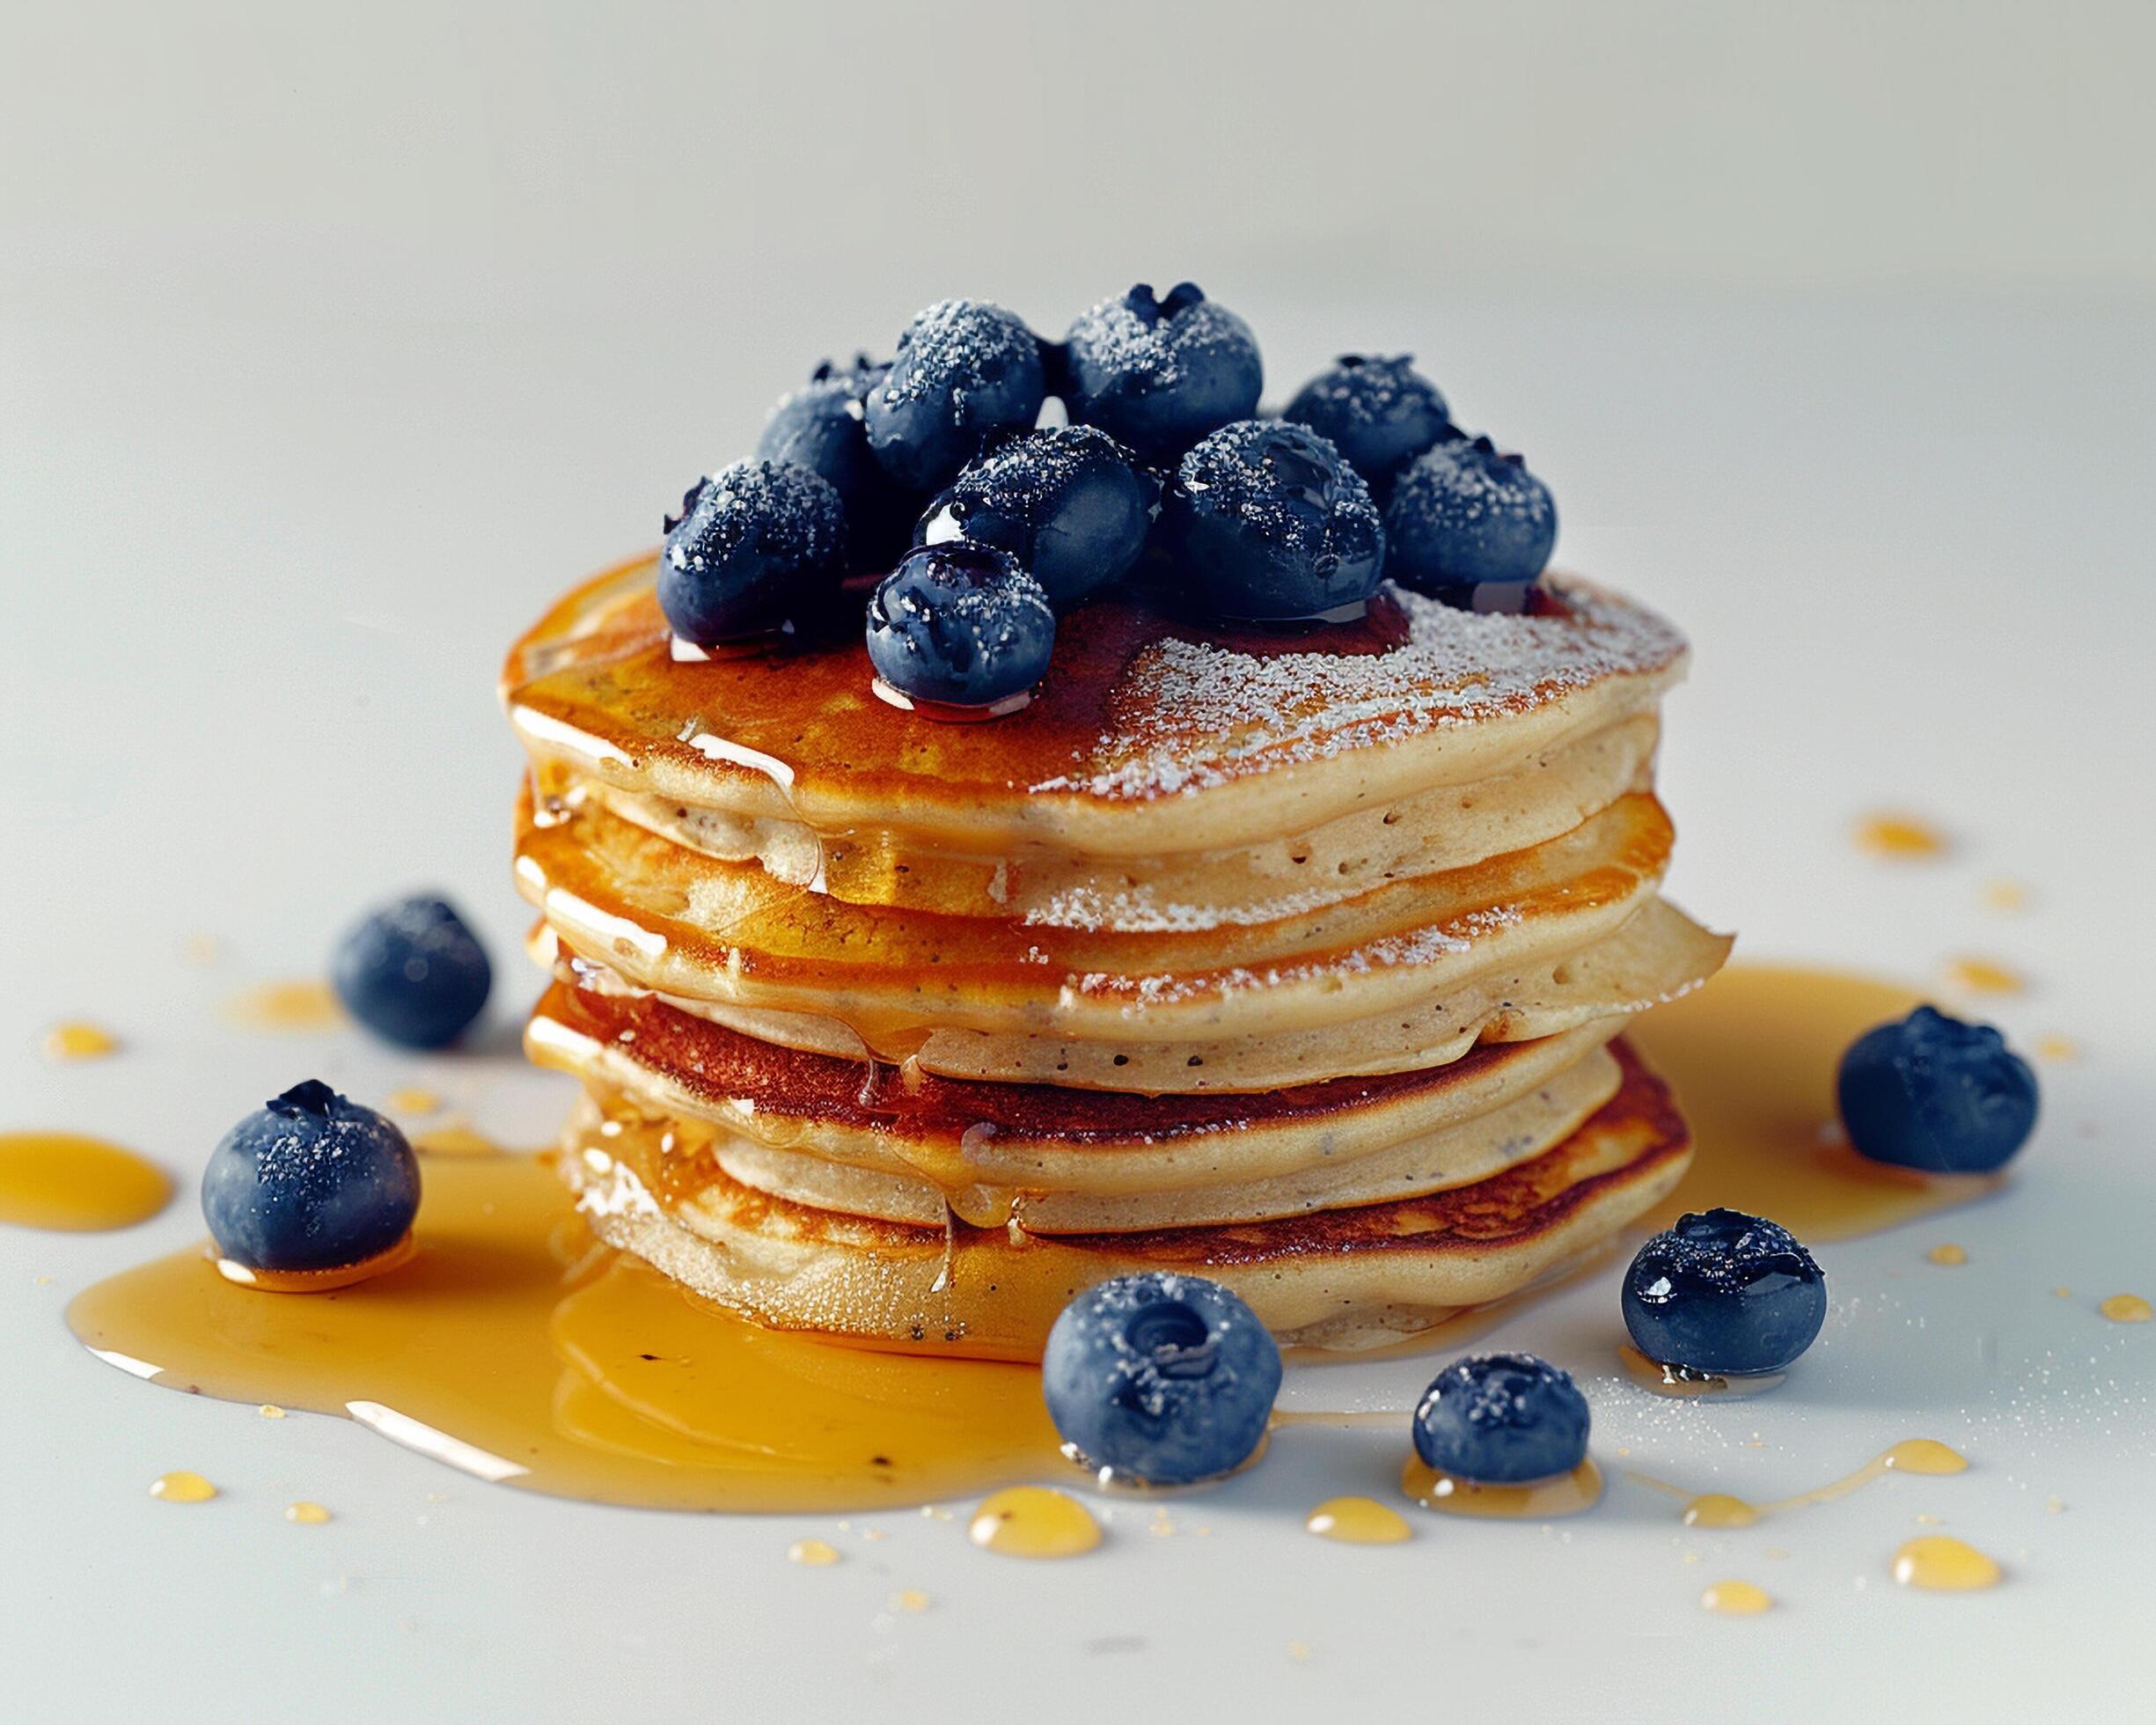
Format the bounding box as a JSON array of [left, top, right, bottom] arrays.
[[504, 562, 1729, 1359]]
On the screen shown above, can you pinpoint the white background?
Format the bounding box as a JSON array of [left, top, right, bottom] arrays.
[[3, 4, 2152, 1720]]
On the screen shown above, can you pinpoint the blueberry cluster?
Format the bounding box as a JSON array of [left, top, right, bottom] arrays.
[[656, 286, 1560, 715]]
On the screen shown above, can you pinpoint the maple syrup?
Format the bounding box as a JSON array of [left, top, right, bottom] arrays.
[[1926, 1243, 1969, 1266], [1892, 1535, 2001, 1591], [2099, 1293, 2152, 1324], [1943, 957, 2024, 996], [1853, 814, 1947, 859], [1635, 1439, 1968, 1528], [41, 1023, 118, 1061], [149, 1471, 216, 1503], [0, 1134, 171, 1231], [1699, 1580, 1771, 1615], [787, 1538, 840, 1566], [224, 980, 344, 1031], [1305, 1496, 1412, 1544], [1617, 1343, 1784, 1400], [285, 1501, 332, 1524], [1401, 1457, 1602, 1519], [967, 1486, 1102, 1557]]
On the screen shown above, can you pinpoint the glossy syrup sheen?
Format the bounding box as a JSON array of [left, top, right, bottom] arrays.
[[0, 1134, 171, 1231], [70, 965, 2003, 1513]]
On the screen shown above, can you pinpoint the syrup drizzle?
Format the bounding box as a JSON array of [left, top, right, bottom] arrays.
[[1401, 1457, 1603, 1519], [1630, 1439, 1968, 1528]]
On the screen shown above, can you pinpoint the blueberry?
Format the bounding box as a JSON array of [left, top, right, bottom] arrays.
[[755, 356, 909, 558], [1283, 355, 1451, 496], [1837, 1006, 2039, 1174], [864, 542, 1055, 709], [1041, 1272, 1281, 1485], [202, 1082, 420, 1273], [863, 300, 1046, 491], [916, 426, 1156, 607], [1157, 420, 1386, 621], [1384, 434, 1557, 600], [1623, 1209, 1828, 1376], [331, 894, 492, 1049], [1412, 1352, 1590, 1483], [1061, 283, 1262, 466], [657, 459, 848, 646]]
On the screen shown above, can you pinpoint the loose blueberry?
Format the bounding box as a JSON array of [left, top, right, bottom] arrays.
[[202, 1081, 421, 1274], [1042, 1272, 1282, 1486], [1283, 355, 1451, 496], [1384, 433, 1557, 601], [917, 426, 1156, 607], [864, 542, 1055, 710], [1837, 1006, 2039, 1174], [863, 299, 1046, 491], [1061, 283, 1263, 466], [1623, 1209, 1829, 1376], [755, 356, 909, 560], [1157, 420, 1386, 621], [1412, 1352, 1590, 1484], [331, 894, 491, 1049], [657, 459, 848, 646]]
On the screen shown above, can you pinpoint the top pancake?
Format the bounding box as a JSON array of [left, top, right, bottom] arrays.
[[502, 555, 1688, 858]]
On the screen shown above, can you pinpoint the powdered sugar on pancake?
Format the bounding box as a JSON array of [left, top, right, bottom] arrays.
[[1032, 578, 1683, 802]]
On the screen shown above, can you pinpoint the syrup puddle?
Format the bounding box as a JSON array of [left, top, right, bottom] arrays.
[[1616, 1343, 1785, 1400], [968, 1486, 1102, 1558], [1628, 1439, 1967, 1528], [0, 1134, 171, 1231], [70, 964, 2005, 1514], [1402, 1457, 1602, 1518]]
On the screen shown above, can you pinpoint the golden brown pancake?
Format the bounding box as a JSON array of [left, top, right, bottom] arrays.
[[557, 1039, 1691, 1358]]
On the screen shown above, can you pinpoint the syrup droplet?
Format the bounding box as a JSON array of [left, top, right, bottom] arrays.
[[1401, 1457, 1602, 1519], [1943, 957, 2024, 995], [2034, 1035, 2079, 1063], [788, 1538, 840, 1567], [967, 1486, 1102, 1558], [1305, 1496, 1412, 1544], [1617, 1344, 1784, 1400], [889, 1589, 930, 1613], [224, 980, 344, 1031], [387, 1089, 444, 1116], [1979, 878, 2028, 912], [259, 1405, 286, 1420], [1883, 1440, 1969, 1476], [0, 1134, 171, 1231], [1926, 1243, 1969, 1266], [284, 1501, 331, 1524], [1854, 814, 1947, 859], [1700, 1580, 1772, 1615], [2100, 1293, 2152, 1324], [1683, 1494, 1760, 1530], [41, 1023, 118, 1061], [1892, 1535, 2001, 1591], [150, 1471, 216, 1503]]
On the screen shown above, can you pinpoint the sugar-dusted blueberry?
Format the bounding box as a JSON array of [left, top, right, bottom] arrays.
[[916, 426, 1156, 607], [1283, 355, 1451, 496], [1384, 433, 1557, 601], [331, 894, 491, 1049], [657, 459, 848, 646], [1157, 420, 1386, 621], [1042, 1272, 1281, 1486], [862, 299, 1046, 491], [202, 1082, 420, 1274], [755, 356, 909, 558], [1623, 1209, 1829, 1376], [1060, 283, 1262, 466], [1837, 1006, 2039, 1174], [864, 542, 1055, 711], [1412, 1353, 1590, 1484]]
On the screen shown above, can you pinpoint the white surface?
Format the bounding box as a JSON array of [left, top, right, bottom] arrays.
[[4, 5, 2154, 1719]]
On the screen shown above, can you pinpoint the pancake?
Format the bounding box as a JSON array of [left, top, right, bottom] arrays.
[[556, 1039, 1692, 1358], [503, 557, 1688, 858], [545, 892, 1728, 1091], [525, 979, 1627, 1189]]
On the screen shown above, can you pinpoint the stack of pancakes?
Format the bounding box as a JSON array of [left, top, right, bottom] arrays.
[[504, 557, 1728, 1357]]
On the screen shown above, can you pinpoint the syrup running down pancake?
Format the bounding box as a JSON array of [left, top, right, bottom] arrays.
[[504, 554, 1726, 1354]]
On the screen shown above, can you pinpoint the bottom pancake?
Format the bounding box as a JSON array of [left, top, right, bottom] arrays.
[[555, 1040, 1690, 1360]]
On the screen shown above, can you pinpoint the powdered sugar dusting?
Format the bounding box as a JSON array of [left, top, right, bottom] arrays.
[[1032, 577, 1683, 803]]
